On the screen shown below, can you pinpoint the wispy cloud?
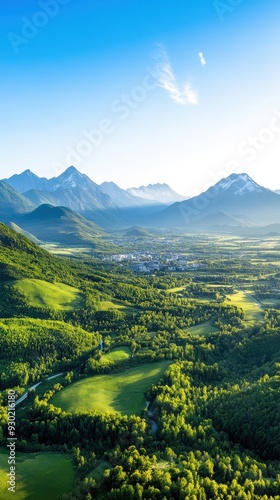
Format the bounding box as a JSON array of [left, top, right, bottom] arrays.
[[155, 46, 199, 106], [198, 52, 206, 66]]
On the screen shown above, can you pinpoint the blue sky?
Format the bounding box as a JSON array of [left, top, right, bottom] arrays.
[[1, 0, 280, 195]]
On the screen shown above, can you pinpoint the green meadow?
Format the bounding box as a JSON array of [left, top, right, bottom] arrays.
[[186, 321, 218, 337], [166, 286, 186, 294], [225, 291, 263, 322], [100, 346, 131, 364], [14, 278, 83, 310], [98, 300, 137, 313], [0, 450, 74, 500], [52, 361, 171, 416], [98, 300, 127, 310]]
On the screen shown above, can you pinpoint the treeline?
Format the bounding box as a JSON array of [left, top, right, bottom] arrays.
[[15, 400, 147, 454]]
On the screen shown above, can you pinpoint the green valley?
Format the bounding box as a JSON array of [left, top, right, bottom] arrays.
[[1, 224, 280, 499]]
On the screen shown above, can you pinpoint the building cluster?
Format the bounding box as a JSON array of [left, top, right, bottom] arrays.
[[102, 251, 201, 273]]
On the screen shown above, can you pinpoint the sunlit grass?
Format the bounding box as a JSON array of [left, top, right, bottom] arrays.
[[14, 278, 83, 310], [52, 361, 171, 416]]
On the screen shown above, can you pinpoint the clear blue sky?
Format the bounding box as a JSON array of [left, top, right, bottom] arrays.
[[1, 0, 280, 195]]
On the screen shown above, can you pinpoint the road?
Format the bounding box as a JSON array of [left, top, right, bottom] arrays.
[[15, 373, 64, 406]]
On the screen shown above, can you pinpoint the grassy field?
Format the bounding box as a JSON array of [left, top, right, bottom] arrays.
[[42, 244, 92, 256], [186, 321, 218, 337], [101, 346, 131, 364], [166, 286, 186, 294], [0, 450, 74, 500], [52, 361, 171, 416], [98, 300, 137, 313], [14, 278, 83, 310], [225, 291, 263, 322]]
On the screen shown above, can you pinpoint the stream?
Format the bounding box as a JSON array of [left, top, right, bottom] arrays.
[[146, 401, 158, 434]]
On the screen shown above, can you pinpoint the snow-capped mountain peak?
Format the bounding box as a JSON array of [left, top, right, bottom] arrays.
[[127, 183, 186, 203], [49, 166, 98, 191], [213, 173, 263, 196]]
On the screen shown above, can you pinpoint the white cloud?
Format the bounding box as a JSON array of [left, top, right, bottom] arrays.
[[198, 52, 206, 66], [155, 46, 199, 106]]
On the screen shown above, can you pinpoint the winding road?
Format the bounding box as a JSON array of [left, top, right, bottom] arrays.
[[15, 373, 64, 406]]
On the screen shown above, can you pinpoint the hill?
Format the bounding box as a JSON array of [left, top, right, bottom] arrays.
[[0, 222, 76, 283], [0, 181, 35, 219], [22, 188, 60, 207], [125, 226, 154, 237], [14, 278, 83, 310], [9, 222, 41, 243], [15, 204, 106, 245]]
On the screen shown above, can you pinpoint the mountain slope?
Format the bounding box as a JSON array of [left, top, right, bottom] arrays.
[[124, 226, 154, 237], [15, 204, 106, 244], [0, 181, 35, 219], [153, 173, 280, 227], [194, 211, 254, 228], [100, 182, 149, 207], [5, 166, 115, 213], [2, 168, 187, 227], [23, 189, 60, 207], [0, 222, 75, 282], [47, 166, 101, 192], [127, 183, 186, 204], [3, 169, 49, 193], [47, 166, 116, 210]]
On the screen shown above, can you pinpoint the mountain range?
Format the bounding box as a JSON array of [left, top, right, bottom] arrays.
[[152, 173, 280, 228], [1, 168, 280, 243], [5, 167, 115, 213], [4, 166, 184, 211]]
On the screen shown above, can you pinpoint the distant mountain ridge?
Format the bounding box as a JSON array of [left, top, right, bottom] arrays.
[[151, 173, 280, 228], [3, 168, 280, 234], [4, 167, 115, 213], [100, 182, 148, 207], [3, 169, 49, 193], [3, 167, 185, 214], [127, 183, 186, 204]]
